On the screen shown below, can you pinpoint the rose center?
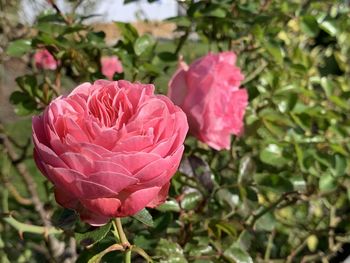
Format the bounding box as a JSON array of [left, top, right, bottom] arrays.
[[88, 88, 126, 128]]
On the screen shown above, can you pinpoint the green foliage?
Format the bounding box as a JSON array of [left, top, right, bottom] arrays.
[[132, 209, 154, 228], [75, 222, 112, 247], [1, 0, 350, 262]]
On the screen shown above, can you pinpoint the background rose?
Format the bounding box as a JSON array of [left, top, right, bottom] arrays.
[[34, 49, 58, 70], [168, 52, 248, 150], [101, 56, 123, 80], [32, 80, 188, 225]]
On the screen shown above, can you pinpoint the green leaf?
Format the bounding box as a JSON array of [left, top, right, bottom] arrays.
[[319, 174, 337, 192], [155, 239, 188, 263], [181, 191, 203, 211], [141, 63, 161, 76], [319, 19, 338, 37], [75, 222, 111, 247], [329, 95, 349, 110], [9, 91, 37, 116], [9, 91, 30, 105], [333, 154, 347, 177], [215, 189, 239, 209], [132, 208, 154, 227], [300, 16, 319, 37], [52, 208, 77, 230], [203, 7, 226, 18], [134, 34, 155, 56], [254, 174, 294, 194], [87, 31, 106, 46], [115, 22, 139, 43], [158, 52, 177, 62], [36, 22, 65, 35], [157, 200, 180, 213], [223, 244, 253, 263], [15, 75, 37, 94], [37, 13, 65, 23], [6, 39, 32, 57], [254, 212, 276, 231], [263, 41, 284, 64], [215, 221, 238, 237], [166, 16, 191, 27], [259, 144, 288, 167], [238, 155, 256, 183]]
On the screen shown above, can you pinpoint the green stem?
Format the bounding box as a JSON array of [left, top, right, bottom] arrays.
[[111, 219, 121, 243], [2, 188, 9, 212], [3, 216, 62, 235], [115, 218, 130, 247], [115, 218, 131, 263], [124, 249, 131, 263], [132, 246, 153, 263]]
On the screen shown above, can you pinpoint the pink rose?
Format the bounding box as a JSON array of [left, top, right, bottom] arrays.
[[101, 56, 123, 80], [32, 80, 188, 225], [168, 52, 248, 150], [34, 49, 58, 70]]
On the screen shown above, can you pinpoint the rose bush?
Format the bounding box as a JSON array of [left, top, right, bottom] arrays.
[[168, 52, 248, 150], [32, 80, 188, 225], [101, 56, 123, 80], [33, 49, 58, 70]]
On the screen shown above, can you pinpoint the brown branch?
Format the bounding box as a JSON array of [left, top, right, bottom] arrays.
[[4, 180, 32, 206], [2, 135, 50, 226], [0, 129, 68, 262], [47, 0, 71, 25], [246, 191, 300, 228]]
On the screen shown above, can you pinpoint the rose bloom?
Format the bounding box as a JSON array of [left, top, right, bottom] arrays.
[[168, 52, 248, 150], [32, 80, 188, 225], [34, 49, 58, 70], [101, 56, 123, 80]]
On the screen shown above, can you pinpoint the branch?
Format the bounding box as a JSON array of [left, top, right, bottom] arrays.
[[47, 0, 71, 24], [2, 133, 50, 227], [242, 60, 268, 85], [0, 128, 69, 261], [4, 180, 32, 205], [246, 191, 299, 228], [2, 215, 62, 236]]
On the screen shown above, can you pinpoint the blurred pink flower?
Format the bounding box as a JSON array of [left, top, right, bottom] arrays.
[[34, 49, 58, 70], [168, 52, 248, 150], [101, 56, 123, 80], [32, 80, 188, 225]]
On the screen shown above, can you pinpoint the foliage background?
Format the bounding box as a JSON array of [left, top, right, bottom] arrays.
[[1, 0, 350, 262]]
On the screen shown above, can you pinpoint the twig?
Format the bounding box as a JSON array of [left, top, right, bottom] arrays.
[[246, 191, 299, 228], [286, 237, 308, 263], [72, 0, 84, 13], [264, 229, 276, 261], [242, 60, 268, 85], [47, 0, 71, 24], [54, 69, 62, 95], [4, 180, 32, 205]]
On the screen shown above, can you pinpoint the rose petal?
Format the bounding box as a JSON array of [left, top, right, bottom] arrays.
[[117, 186, 161, 216], [82, 198, 121, 218]]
